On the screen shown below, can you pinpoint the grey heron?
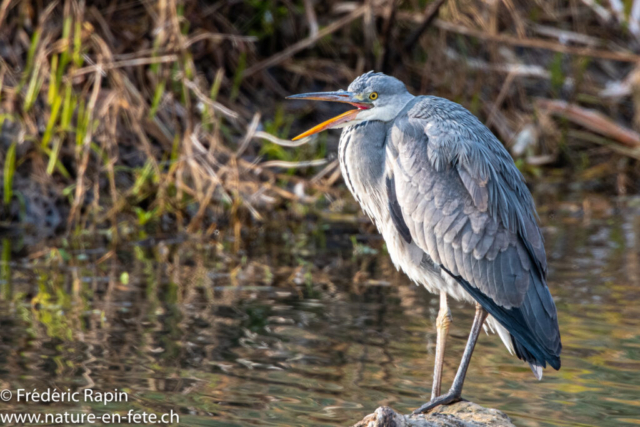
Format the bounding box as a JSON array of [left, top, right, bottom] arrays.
[[287, 72, 562, 413]]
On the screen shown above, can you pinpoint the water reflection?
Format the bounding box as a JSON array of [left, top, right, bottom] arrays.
[[0, 195, 639, 426]]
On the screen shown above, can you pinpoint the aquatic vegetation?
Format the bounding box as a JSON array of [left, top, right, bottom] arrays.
[[0, 1, 639, 241]]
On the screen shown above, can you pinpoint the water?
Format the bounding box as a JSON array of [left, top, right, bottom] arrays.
[[0, 193, 639, 426]]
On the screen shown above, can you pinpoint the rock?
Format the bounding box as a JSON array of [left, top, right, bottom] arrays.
[[352, 401, 515, 427]]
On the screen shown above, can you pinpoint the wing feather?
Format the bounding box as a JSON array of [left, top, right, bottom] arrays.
[[424, 221, 441, 265], [474, 223, 496, 260], [486, 254, 498, 301], [462, 223, 484, 254], [412, 197, 431, 222], [454, 245, 465, 277], [434, 211, 459, 238], [444, 214, 468, 245], [444, 241, 458, 275]]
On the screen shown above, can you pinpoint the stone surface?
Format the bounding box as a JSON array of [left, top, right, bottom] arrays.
[[352, 401, 516, 427]]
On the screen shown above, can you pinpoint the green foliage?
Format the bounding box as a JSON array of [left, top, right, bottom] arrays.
[[469, 92, 481, 115], [261, 105, 295, 160], [134, 207, 160, 226], [1, 239, 10, 299], [549, 53, 565, 94], [149, 80, 166, 118], [3, 142, 16, 208], [120, 271, 130, 285], [230, 51, 246, 102], [1, 0, 635, 242], [18, 29, 41, 90]]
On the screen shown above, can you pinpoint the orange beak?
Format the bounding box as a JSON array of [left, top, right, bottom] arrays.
[[290, 109, 360, 141], [286, 91, 372, 141]]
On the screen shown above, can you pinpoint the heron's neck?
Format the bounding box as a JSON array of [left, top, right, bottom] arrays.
[[338, 121, 388, 224]]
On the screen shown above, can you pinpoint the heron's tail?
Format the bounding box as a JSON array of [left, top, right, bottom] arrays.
[[506, 270, 562, 376], [511, 335, 544, 380], [450, 269, 562, 378]]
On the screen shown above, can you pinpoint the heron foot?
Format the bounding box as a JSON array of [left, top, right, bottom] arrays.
[[412, 390, 463, 414]]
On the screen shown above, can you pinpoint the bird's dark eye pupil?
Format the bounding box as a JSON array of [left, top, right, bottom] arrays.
[[370, 92, 378, 100]]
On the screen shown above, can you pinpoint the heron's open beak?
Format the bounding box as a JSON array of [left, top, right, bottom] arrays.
[[286, 91, 371, 140]]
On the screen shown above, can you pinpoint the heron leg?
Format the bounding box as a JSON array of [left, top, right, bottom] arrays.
[[414, 303, 488, 414], [431, 291, 451, 399]]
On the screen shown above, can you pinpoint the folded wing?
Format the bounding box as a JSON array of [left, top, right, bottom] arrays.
[[385, 96, 561, 372]]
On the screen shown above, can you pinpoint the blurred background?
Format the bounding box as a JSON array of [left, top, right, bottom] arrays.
[[0, 0, 640, 426]]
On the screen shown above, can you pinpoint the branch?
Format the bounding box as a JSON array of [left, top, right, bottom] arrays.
[[536, 99, 640, 148], [243, 6, 367, 77]]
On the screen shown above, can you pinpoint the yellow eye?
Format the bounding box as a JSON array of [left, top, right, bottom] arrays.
[[369, 92, 378, 100]]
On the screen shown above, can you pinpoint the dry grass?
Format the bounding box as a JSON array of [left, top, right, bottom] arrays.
[[1, 0, 639, 241], [0, 0, 336, 241]]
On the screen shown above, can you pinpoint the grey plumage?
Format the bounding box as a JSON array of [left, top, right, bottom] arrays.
[[385, 95, 561, 371], [287, 71, 562, 407]]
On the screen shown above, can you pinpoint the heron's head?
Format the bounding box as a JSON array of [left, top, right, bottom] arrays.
[[287, 72, 413, 140]]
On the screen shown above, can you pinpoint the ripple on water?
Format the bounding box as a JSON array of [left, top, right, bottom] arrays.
[[1, 200, 640, 426]]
